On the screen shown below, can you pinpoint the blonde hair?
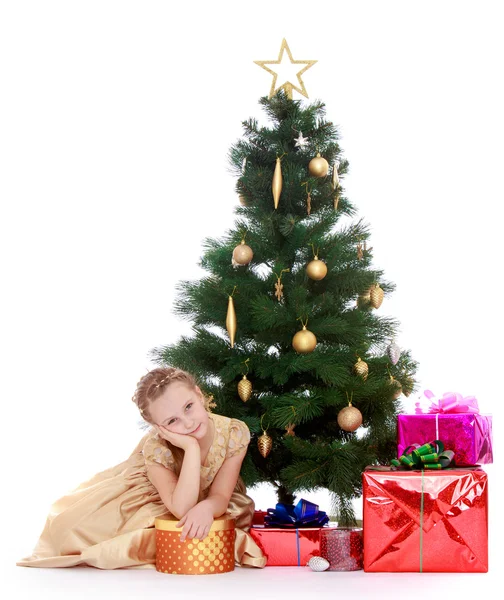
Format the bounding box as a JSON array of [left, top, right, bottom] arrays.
[[132, 367, 198, 420]]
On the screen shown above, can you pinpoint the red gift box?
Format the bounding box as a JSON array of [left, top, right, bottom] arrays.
[[250, 526, 330, 566], [252, 510, 267, 526], [363, 467, 488, 572]]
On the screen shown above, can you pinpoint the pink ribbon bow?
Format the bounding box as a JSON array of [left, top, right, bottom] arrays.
[[415, 390, 479, 415]]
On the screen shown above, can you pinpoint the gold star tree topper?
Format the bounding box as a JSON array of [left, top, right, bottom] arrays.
[[254, 39, 317, 99]]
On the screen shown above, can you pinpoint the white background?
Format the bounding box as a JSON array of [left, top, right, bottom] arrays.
[[1, 1, 503, 598]]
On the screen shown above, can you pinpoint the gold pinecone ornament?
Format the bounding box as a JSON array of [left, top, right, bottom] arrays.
[[237, 375, 252, 402], [258, 431, 273, 458], [232, 239, 253, 266], [369, 283, 384, 309], [337, 404, 363, 432], [292, 325, 317, 353], [353, 357, 369, 381], [308, 153, 329, 177]]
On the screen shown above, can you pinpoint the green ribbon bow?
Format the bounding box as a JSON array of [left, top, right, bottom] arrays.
[[391, 440, 455, 470]]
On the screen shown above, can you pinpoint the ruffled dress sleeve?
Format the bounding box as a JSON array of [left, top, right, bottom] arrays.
[[226, 418, 251, 459], [142, 433, 175, 470]]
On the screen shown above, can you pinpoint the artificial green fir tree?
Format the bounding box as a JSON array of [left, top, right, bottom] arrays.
[[151, 91, 418, 524]]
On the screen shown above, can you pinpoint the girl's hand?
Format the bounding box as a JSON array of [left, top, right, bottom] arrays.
[[153, 425, 199, 451], [177, 503, 214, 542]]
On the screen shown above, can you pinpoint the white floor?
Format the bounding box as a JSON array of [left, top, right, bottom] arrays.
[[5, 560, 501, 600]]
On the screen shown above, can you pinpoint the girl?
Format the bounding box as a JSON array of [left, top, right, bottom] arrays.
[[17, 367, 266, 569]]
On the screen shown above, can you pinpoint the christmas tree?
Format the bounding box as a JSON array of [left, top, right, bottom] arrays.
[[152, 89, 418, 524]]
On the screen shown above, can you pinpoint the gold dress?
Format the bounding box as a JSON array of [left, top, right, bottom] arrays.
[[16, 413, 266, 569]]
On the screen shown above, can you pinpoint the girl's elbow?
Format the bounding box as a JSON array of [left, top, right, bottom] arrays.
[[167, 499, 198, 519]]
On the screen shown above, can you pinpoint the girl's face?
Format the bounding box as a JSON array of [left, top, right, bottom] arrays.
[[149, 381, 210, 440]]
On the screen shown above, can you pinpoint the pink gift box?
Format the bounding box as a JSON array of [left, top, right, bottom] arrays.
[[397, 413, 492, 466]]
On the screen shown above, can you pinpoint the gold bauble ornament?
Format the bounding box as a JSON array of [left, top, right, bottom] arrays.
[[232, 240, 254, 266], [258, 431, 273, 458], [237, 375, 252, 402], [308, 153, 329, 177], [292, 325, 317, 353], [369, 283, 384, 309], [226, 296, 237, 348], [337, 404, 363, 432], [353, 357, 369, 380], [272, 157, 283, 209], [306, 257, 328, 280]]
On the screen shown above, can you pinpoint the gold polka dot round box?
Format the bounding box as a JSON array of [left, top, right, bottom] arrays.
[[154, 516, 236, 575]]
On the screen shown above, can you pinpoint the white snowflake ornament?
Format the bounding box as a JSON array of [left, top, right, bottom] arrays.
[[294, 131, 309, 149]]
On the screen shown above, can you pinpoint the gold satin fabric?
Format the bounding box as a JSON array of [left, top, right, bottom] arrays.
[[16, 428, 266, 569]]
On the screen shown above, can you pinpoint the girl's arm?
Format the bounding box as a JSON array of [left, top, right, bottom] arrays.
[[202, 450, 247, 516], [177, 450, 246, 541], [168, 441, 201, 517], [147, 437, 201, 519]]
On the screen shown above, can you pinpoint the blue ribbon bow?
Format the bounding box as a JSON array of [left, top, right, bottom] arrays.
[[264, 498, 329, 528]]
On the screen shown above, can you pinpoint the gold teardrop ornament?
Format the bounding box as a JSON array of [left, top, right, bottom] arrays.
[[333, 190, 340, 211], [369, 283, 384, 309], [353, 357, 369, 380], [332, 162, 340, 189], [272, 157, 283, 209], [258, 431, 273, 458], [292, 326, 317, 353], [232, 239, 254, 266], [226, 296, 236, 348], [237, 375, 252, 402], [308, 153, 329, 177]]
